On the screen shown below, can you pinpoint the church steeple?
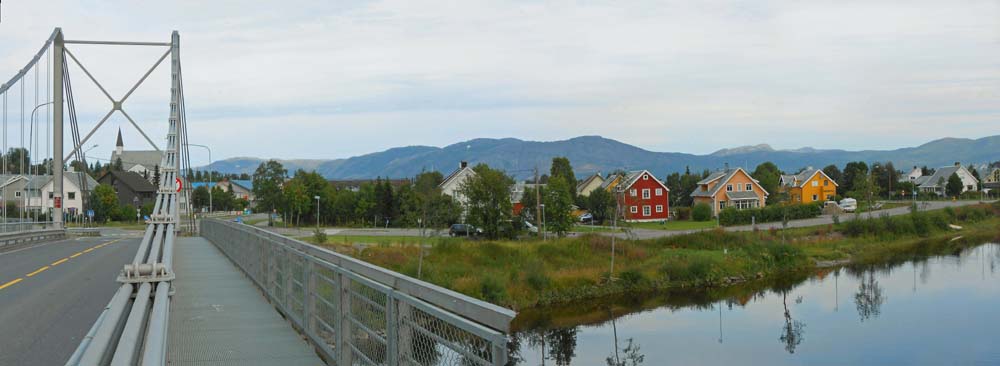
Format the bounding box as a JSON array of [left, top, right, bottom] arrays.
[[115, 128, 124, 154]]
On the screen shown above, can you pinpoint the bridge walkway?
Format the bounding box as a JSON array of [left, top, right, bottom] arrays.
[[167, 236, 323, 366]]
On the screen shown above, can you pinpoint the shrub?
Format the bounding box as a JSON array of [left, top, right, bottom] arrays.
[[692, 203, 713, 221], [718, 202, 822, 226], [618, 269, 646, 287], [675, 207, 692, 221], [313, 229, 327, 244], [524, 261, 550, 291], [479, 277, 506, 303]]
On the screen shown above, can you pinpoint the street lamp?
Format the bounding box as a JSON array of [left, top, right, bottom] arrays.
[[28, 102, 53, 223], [186, 143, 213, 213], [314, 195, 321, 233], [540, 203, 546, 241]]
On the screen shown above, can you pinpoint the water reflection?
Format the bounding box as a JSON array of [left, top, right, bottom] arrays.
[[853, 268, 885, 322], [511, 242, 1000, 365]]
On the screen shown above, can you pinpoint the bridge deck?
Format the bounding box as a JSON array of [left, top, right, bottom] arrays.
[[167, 236, 324, 366]]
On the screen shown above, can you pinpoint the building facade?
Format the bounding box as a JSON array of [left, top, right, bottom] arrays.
[[690, 167, 769, 217], [780, 168, 838, 204], [609, 170, 670, 222]]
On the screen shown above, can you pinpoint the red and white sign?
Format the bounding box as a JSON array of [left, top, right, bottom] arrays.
[[175, 178, 183, 192], [54, 196, 62, 209]]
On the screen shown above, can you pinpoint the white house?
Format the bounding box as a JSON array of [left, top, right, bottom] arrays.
[[439, 161, 476, 206], [908, 163, 979, 196]]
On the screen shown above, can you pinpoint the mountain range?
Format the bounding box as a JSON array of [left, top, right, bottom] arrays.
[[200, 135, 1000, 180]]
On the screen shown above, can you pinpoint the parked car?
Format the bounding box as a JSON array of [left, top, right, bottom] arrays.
[[449, 224, 481, 237], [578, 213, 593, 222], [523, 221, 539, 234], [839, 198, 858, 213]]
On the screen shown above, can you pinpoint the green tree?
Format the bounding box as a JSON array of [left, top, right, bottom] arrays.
[[842, 161, 869, 195], [969, 165, 982, 190], [519, 185, 544, 223], [849, 172, 880, 209], [544, 176, 575, 237], [550, 157, 577, 200], [752, 162, 782, 204], [946, 173, 963, 197], [692, 202, 713, 221], [822, 164, 843, 187], [458, 164, 514, 239], [90, 184, 119, 223], [192, 186, 210, 211], [252, 160, 287, 223], [587, 187, 615, 224]]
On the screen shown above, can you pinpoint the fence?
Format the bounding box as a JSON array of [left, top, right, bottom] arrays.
[[0, 221, 55, 233], [201, 219, 515, 366]]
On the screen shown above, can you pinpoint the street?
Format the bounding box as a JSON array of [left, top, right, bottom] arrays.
[[0, 234, 140, 366]]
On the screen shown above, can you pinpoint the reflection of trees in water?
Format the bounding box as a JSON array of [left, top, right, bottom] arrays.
[[778, 291, 805, 354], [520, 327, 578, 366], [606, 338, 645, 366], [854, 269, 886, 322], [505, 333, 524, 366]]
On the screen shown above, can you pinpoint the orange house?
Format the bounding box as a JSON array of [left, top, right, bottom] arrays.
[[690, 167, 769, 217], [780, 168, 838, 204]]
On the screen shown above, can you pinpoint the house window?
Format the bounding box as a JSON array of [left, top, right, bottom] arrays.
[[642, 174, 649, 180], [826, 194, 834, 200], [630, 189, 637, 197], [655, 188, 663, 196], [812, 194, 818, 201], [824, 180, 829, 186], [15, 192, 21, 197], [642, 206, 651, 216], [745, 183, 752, 191], [656, 205, 663, 213], [719, 201, 726, 210], [69, 192, 76, 200], [812, 181, 818, 187], [642, 189, 650, 199], [49, 192, 54, 199], [630, 206, 638, 214], [726, 184, 733, 192]]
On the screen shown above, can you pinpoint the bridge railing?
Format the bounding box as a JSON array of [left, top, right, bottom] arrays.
[[201, 219, 515, 366]]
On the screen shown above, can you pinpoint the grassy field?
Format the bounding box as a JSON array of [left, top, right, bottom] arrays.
[[627, 220, 718, 231], [311, 202, 1000, 310]]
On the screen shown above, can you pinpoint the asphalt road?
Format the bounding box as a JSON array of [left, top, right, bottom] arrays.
[[0, 234, 139, 366]]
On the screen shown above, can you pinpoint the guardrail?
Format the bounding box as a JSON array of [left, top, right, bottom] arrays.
[[201, 219, 515, 366], [0, 228, 65, 249], [0, 221, 56, 234]]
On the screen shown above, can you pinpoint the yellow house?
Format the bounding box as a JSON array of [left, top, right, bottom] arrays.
[[780, 168, 838, 204]]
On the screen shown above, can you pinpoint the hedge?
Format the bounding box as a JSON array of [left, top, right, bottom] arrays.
[[718, 202, 822, 226]]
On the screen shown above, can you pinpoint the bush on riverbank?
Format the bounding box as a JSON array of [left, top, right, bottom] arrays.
[[718, 202, 822, 226], [841, 203, 996, 239]]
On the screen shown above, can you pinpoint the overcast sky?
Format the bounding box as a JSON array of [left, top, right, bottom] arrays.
[[1, 0, 999, 166]]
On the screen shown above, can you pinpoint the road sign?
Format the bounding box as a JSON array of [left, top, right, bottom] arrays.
[[175, 177, 183, 192], [87, 209, 95, 218], [54, 196, 61, 208]]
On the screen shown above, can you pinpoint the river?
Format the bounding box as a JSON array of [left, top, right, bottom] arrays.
[[508, 243, 1000, 365]]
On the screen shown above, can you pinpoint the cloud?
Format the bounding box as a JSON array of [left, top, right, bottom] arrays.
[[1, 0, 999, 161]]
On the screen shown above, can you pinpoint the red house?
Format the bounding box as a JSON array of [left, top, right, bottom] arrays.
[[607, 170, 670, 222]]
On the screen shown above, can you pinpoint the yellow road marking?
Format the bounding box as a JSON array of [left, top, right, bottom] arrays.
[[51, 258, 69, 266], [69, 252, 83, 258], [0, 278, 23, 290], [26, 266, 49, 277], [83, 248, 94, 253]]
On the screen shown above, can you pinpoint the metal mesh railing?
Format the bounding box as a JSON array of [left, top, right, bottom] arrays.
[[201, 219, 513, 366]]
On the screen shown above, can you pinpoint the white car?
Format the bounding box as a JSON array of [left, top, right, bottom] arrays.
[[839, 198, 857, 213]]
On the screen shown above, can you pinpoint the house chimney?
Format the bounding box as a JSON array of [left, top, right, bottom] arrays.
[[954, 162, 961, 167], [724, 163, 729, 172], [460, 161, 468, 169]]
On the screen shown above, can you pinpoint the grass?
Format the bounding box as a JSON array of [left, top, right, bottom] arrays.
[[627, 220, 718, 231], [308, 202, 1000, 311], [68, 221, 148, 230]]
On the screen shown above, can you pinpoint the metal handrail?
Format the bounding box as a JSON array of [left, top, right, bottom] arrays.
[[202, 219, 515, 366]]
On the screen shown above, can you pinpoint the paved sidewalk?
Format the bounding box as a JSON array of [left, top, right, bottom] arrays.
[[167, 236, 323, 366]]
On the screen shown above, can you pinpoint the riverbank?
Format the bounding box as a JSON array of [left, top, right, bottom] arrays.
[[314, 202, 1000, 310]]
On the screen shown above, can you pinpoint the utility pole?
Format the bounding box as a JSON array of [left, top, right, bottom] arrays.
[[534, 166, 541, 237]]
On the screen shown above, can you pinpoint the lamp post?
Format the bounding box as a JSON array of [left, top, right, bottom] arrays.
[[28, 102, 53, 223], [314, 195, 321, 233], [540, 203, 546, 241], [186, 143, 212, 213]]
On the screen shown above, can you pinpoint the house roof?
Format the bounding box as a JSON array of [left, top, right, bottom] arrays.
[[690, 167, 768, 198], [439, 166, 476, 189], [617, 170, 669, 192], [726, 191, 760, 200], [110, 150, 163, 172], [916, 165, 977, 188], [231, 179, 253, 191], [191, 182, 217, 189], [98, 170, 156, 193], [780, 168, 838, 188], [0, 172, 98, 191], [599, 174, 622, 190], [575, 173, 604, 192]]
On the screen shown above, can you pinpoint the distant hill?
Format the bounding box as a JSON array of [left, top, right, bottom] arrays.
[[199, 135, 1000, 180]]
